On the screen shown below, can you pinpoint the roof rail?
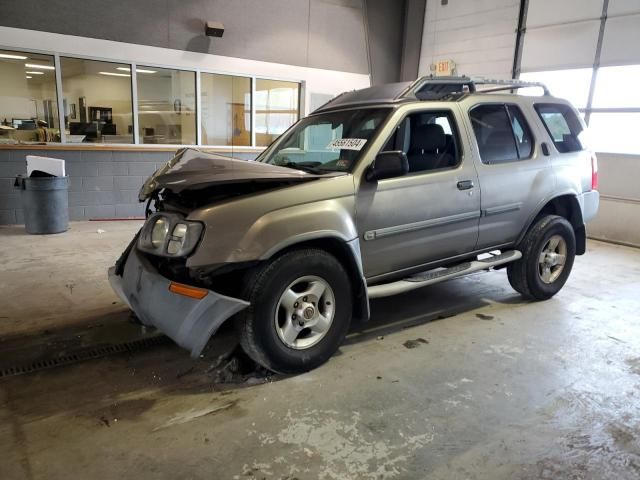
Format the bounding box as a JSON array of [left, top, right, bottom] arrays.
[[471, 77, 550, 95], [400, 75, 550, 100]]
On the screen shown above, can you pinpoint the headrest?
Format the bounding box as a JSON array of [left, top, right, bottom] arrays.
[[412, 123, 446, 152]]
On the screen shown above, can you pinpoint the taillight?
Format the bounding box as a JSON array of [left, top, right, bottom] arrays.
[[591, 153, 598, 190]]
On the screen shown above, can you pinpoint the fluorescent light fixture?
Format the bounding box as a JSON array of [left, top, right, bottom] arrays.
[[98, 71, 130, 77], [116, 67, 156, 74], [0, 53, 28, 60], [26, 76, 32, 79], [25, 71, 44, 75], [24, 63, 55, 70]]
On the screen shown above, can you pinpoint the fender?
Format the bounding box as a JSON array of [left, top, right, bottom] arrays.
[[517, 192, 586, 254]]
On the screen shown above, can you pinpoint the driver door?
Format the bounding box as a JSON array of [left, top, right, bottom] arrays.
[[356, 107, 481, 280]]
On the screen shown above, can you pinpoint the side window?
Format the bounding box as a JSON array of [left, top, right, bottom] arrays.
[[384, 110, 461, 173], [507, 105, 533, 158], [469, 104, 533, 164], [382, 111, 460, 174], [535, 103, 585, 153]]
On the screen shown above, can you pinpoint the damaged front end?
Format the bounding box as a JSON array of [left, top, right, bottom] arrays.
[[110, 148, 323, 357]]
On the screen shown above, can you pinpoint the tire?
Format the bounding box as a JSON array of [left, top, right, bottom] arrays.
[[507, 215, 576, 301], [236, 249, 353, 374]]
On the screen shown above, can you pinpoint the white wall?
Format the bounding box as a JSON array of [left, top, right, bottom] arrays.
[[418, 0, 520, 79], [588, 153, 640, 247]]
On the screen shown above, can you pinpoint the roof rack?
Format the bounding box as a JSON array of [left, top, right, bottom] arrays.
[[313, 75, 551, 113], [401, 75, 550, 100]]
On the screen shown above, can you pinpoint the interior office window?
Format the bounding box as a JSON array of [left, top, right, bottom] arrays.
[[469, 104, 532, 164], [255, 79, 300, 147], [60, 57, 134, 144], [588, 65, 640, 154], [137, 66, 196, 145], [0, 50, 60, 143], [200, 73, 251, 146], [520, 69, 592, 109], [535, 103, 586, 153]]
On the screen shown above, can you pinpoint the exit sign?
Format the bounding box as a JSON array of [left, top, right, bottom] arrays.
[[432, 59, 456, 76]]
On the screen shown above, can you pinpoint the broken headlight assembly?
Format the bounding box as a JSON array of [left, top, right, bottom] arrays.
[[138, 213, 203, 257]]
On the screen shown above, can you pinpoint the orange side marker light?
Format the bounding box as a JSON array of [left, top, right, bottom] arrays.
[[168, 282, 208, 300]]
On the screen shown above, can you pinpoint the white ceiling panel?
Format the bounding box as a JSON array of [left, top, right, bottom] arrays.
[[600, 14, 640, 65], [608, 0, 640, 17], [526, 0, 603, 28], [521, 20, 600, 70]]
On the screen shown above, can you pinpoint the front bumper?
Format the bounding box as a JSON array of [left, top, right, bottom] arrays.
[[108, 248, 249, 357]]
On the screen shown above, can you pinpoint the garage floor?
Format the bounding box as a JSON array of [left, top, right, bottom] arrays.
[[1, 222, 639, 480]]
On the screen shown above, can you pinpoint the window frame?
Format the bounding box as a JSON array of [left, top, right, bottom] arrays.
[[468, 102, 536, 165], [377, 107, 465, 178]]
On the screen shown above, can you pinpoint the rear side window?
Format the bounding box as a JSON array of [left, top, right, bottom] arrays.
[[469, 104, 534, 164], [535, 103, 585, 153]]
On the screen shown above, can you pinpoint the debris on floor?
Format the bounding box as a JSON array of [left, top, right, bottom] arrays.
[[476, 313, 495, 320], [206, 348, 275, 385], [403, 338, 429, 349]]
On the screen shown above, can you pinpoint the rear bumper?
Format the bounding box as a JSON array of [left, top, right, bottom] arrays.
[[108, 249, 249, 357], [580, 190, 600, 223]]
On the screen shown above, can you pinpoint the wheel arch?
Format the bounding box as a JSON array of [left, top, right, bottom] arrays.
[[518, 194, 586, 255], [266, 234, 370, 323]]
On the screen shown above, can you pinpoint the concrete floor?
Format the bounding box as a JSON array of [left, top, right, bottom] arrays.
[[0, 222, 639, 480]]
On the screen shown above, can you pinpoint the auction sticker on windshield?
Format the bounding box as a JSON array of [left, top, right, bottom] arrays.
[[327, 138, 367, 151]]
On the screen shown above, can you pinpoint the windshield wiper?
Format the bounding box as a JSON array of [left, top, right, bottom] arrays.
[[280, 162, 325, 174]]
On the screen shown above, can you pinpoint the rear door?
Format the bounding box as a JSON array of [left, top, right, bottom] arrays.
[[356, 106, 480, 280], [465, 102, 554, 249]]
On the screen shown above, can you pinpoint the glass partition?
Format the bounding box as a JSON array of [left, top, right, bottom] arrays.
[[60, 57, 134, 143], [200, 73, 251, 146], [137, 66, 196, 144], [255, 79, 300, 146], [0, 50, 60, 143]]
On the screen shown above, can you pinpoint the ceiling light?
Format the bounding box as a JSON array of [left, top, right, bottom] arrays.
[[0, 53, 28, 60], [26, 75, 32, 79], [25, 63, 55, 70], [117, 67, 156, 74], [99, 71, 130, 77], [25, 71, 44, 75]]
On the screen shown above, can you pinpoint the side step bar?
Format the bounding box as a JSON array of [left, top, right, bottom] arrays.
[[367, 250, 522, 299]]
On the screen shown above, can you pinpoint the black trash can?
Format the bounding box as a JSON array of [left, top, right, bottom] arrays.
[[15, 176, 69, 234]]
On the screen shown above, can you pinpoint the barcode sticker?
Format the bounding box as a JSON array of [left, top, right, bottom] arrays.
[[327, 138, 367, 151]]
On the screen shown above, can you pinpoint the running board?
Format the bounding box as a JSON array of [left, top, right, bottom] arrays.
[[367, 250, 522, 299]]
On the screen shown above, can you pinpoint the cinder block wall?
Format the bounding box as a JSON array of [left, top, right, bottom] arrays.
[[0, 149, 259, 225]]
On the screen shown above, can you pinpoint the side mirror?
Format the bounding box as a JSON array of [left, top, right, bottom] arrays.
[[366, 151, 409, 181]]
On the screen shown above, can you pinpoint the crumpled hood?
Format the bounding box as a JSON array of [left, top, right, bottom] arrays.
[[139, 148, 318, 201]]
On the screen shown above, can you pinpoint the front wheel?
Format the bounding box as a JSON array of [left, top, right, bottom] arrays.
[[507, 215, 576, 300], [236, 249, 352, 374]]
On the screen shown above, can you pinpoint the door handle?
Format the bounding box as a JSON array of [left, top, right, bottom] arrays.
[[457, 180, 474, 190], [541, 142, 551, 156]]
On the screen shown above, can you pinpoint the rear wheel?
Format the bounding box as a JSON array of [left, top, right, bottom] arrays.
[[507, 215, 576, 300], [236, 249, 352, 374]]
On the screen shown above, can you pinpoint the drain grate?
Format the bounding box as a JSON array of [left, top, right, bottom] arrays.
[[0, 335, 173, 379]]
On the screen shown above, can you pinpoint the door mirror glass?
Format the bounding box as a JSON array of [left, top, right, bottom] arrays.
[[366, 151, 409, 181]]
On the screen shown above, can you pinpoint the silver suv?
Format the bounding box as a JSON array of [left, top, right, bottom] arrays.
[[109, 76, 600, 373]]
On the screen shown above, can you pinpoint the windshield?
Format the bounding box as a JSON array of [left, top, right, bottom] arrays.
[[258, 108, 391, 172]]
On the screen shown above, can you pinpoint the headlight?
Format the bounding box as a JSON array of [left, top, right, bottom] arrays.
[[138, 214, 203, 257], [167, 223, 188, 254], [151, 217, 169, 248]]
